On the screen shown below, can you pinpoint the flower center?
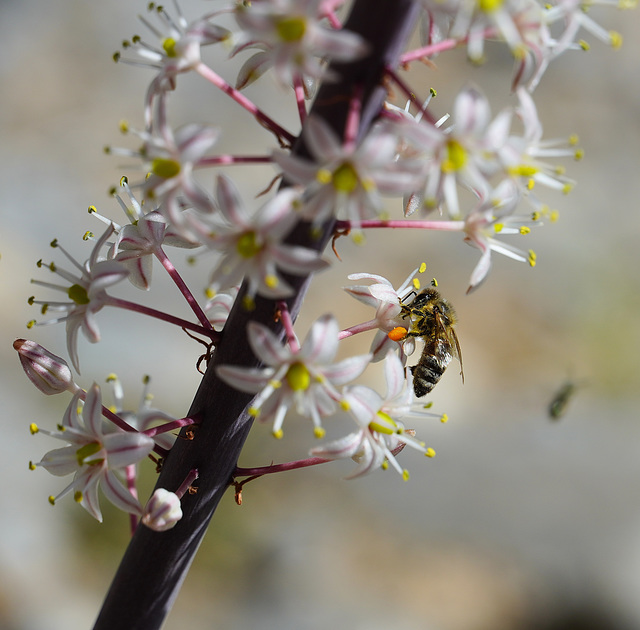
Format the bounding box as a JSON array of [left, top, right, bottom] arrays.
[[68, 284, 90, 305], [443, 140, 467, 172], [151, 158, 181, 179], [478, 0, 504, 11], [369, 410, 398, 435], [76, 442, 103, 467], [236, 231, 262, 259], [286, 362, 310, 391], [162, 37, 178, 58], [332, 162, 359, 193], [276, 17, 307, 42]]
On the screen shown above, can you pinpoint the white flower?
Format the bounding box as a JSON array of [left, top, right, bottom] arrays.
[[311, 352, 433, 479], [463, 179, 538, 292], [192, 174, 328, 304], [32, 384, 155, 522], [29, 226, 129, 372], [108, 97, 218, 230], [105, 374, 177, 452], [274, 116, 425, 229], [204, 285, 240, 331], [217, 314, 372, 438], [343, 267, 424, 360], [99, 178, 200, 290], [115, 2, 231, 122], [232, 0, 367, 92], [398, 85, 503, 217]]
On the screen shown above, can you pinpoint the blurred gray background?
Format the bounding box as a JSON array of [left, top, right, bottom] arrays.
[[2, 1, 640, 629]]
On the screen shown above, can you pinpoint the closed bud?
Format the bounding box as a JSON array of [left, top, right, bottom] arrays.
[[142, 489, 183, 532], [14, 339, 74, 395]]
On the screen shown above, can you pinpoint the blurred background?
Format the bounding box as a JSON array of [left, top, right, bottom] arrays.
[[2, 1, 640, 629]]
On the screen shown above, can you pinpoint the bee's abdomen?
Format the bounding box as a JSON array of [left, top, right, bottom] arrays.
[[410, 346, 452, 397]]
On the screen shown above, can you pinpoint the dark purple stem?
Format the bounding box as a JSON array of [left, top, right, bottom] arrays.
[[93, 2, 419, 629]]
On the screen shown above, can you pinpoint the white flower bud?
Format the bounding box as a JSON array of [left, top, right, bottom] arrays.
[[142, 489, 183, 532]]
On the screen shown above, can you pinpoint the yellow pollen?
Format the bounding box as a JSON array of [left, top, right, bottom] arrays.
[[265, 274, 279, 289], [369, 410, 397, 435], [494, 223, 504, 233], [236, 231, 261, 258], [442, 139, 467, 172], [440, 414, 449, 423], [332, 162, 359, 193], [29, 423, 39, 435], [388, 326, 408, 342], [412, 278, 421, 290], [286, 362, 310, 391], [478, 0, 504, 11], [528, 249, 537, 267], [419, 262, 427, 273], [248, 407, 260, 418], [519, 226, 531, 235], [402, 469, 410, 481], [162, 37, 178, 58], [313, 426, 326, 439], [276, 16, 307, 42], [272, 428, 284, 439], [426, 448, 436, 458], [76, 442, 103, 467], [316, 168, 332, 185], [151, 157, 181, 179], [340, 399, 350, 411], [610, 31, 622, 49], [68, 284, 90, 306]]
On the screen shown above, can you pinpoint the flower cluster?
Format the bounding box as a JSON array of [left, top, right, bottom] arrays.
[[16, 0, 634, 535]]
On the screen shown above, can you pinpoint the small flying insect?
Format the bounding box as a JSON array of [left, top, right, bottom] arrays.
[[548, 380, 580, 420], [399, 286, 464, 397]]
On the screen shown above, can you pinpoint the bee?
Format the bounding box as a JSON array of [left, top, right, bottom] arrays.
[[399, 287, 464, 397], [547, 380, 581, 420]]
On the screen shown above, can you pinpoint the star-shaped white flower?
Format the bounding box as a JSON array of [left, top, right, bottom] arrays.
[[217, 314, 372, 438], [232, 0, 367, 92], [32, 384, 155, 522], [192, 174, 328, 304], [29, 225, 129, 372], [311, 351, 433, 479], [274, 116, 425, 229]]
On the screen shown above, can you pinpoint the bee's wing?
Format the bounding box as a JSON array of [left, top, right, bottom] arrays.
[[439, 316, 464, 384]]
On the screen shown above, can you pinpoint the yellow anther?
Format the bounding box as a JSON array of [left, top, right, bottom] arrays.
[[74, 491, 83, 503], [248, 407, 260, 418], [265, 274, 279, 289], [29, 461, 36, 471], [352, 232, 365, 245], [419, 262, 427, 274], [402, 469, 410, 481], [83, 231, 94, 241], [610, 31, 622, 49], [519, 226, 531, 235], [431, 277, 438, 287], [440, 414, 449, 423], [426, 448, 436, 458], [272, 428, 284, 439], [550, 210, 559, 222], [494, 223, 504, 233], [313, 426, 326, 439], [340, 399, 350, 411], [48, 496, 56, 506], [316, 168, 332, 185], [29, 423, 39, 435], [528, 249, 537, 267]]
